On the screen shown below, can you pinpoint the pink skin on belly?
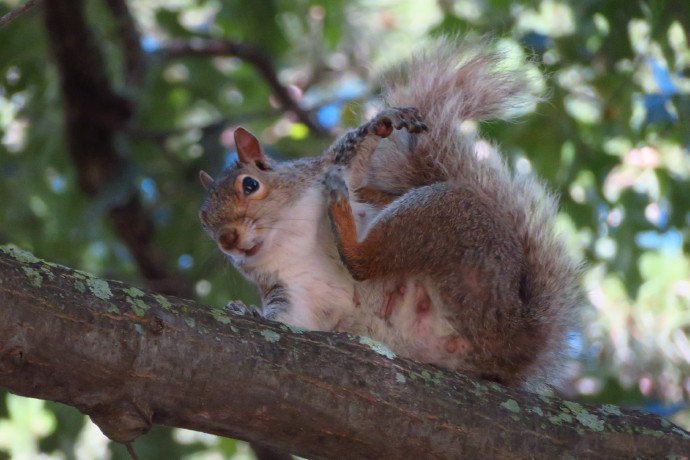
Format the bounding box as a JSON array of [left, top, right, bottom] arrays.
[[380, 280, 431, 320], [337, 281, 472, 363], [379, 283, 407, 319], [444, 336, 471, 354], [388, 281, 473, 359]]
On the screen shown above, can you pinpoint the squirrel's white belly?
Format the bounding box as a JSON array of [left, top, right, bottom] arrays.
[[278, 260, 355, 331], [257, 186, 357, 331]]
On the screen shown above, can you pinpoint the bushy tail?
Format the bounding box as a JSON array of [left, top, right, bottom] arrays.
[[366, 35, 544, 193], [368, 36, 582, 390], [381, 35, 541, 133]]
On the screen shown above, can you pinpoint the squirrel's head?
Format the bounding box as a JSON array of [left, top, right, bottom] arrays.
[[198, 127, 318, 267]]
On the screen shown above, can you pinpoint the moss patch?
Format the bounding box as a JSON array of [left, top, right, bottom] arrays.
[[123, 287, 145, 298], [2, 245, 41, 264], [529, 406, 544, 416], [639, 428, 664, 437], [548, 412, 573, 426], [74, 280, 86, 293], [260, 329, 281, 343], [128, 298, 149, 317], [563, 401, 604, 432], [500, 399, 521, 414], [154, 294, 173, 311], [86, 278, 113, 300], [358, 336, 396, 359], [122, 287, 149, 316], [212, 309, 232, 324], [419, 370, 443, 385], [600, 404, 622, 416], [21, 267, 43, 287]]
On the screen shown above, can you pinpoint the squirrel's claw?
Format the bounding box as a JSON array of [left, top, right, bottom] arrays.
[[225, 301, 263, 318]]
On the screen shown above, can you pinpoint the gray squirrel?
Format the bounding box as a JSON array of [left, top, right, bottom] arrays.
[[198, 37, 582, 391]]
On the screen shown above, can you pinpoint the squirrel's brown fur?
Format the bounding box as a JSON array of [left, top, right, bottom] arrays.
[[200, 37, 582, 392]]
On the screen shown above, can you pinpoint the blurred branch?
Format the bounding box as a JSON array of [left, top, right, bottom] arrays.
[[127, 93, 369, 148], [42, 0, 189, 297], [127, 111, 263, 143], [0, 0, 41, 29], [161, 38, 329, 136], [42, 0, 131, 193], [1, 247, 690, 459], [104, 0, 144, 87]]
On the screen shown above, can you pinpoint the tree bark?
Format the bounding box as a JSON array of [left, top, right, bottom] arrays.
[[1, 246, 689, 459]]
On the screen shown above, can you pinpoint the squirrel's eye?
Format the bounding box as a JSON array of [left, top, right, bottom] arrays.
[[242, 176, 260, 195], [235, 174, 268, 200]]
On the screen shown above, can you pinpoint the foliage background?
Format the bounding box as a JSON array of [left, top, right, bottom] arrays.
[[1, 0, 689, 458]]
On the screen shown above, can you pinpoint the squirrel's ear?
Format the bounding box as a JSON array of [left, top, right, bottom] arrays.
[[234, 127, 270, 170], [199, 170, 214, 190]]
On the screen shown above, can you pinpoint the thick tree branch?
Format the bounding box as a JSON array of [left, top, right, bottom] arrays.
[[161, 38, 328, 135], [1, 246, 689, 459]]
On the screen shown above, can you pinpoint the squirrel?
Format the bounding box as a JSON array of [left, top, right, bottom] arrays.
[[198, 37, 582, 391]]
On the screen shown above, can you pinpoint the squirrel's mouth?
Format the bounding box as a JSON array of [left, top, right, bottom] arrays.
[[242, 241, 263, 257]]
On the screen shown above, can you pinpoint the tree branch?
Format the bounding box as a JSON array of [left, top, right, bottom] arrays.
[[161, 38, 328, 135], [1, 246, 689, 459], [0, 0, 41, 29], [104, 0, 144, 87]]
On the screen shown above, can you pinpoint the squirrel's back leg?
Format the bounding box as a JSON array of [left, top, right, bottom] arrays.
[[326, 171, 545, 384], [325, 173, 544, 385], [327, 107, 427, 192], [328, 107, 427, 166], [325, 170, 524, 303]]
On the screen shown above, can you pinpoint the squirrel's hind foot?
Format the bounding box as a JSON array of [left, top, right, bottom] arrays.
[[369, 107, 428, 138]]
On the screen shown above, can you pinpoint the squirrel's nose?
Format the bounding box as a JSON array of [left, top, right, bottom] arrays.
[[218, 227, 239, 252]]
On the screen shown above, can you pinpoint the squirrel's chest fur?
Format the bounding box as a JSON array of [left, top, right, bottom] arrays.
[[248, 186, 356, 330]]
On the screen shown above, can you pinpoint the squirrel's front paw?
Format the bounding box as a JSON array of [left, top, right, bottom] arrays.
[[323, 168, 349, 203], [225, 301, 263, 318], [370, 107, 428, 138]]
